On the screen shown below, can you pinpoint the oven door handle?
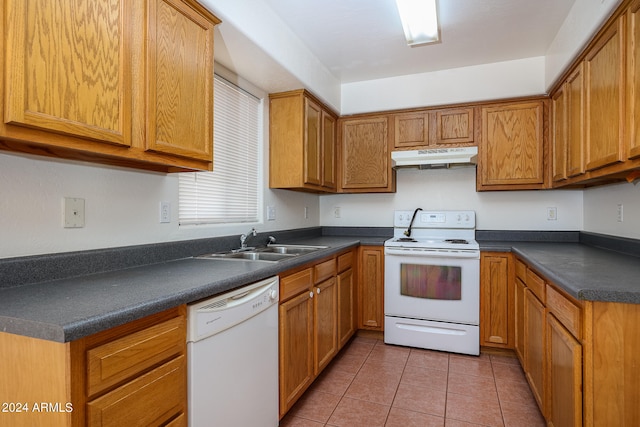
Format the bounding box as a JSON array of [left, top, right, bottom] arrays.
[[384, 247, 480, 259]]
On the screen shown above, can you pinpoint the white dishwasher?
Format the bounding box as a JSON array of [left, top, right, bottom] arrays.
[[187, 276, 279, 427]]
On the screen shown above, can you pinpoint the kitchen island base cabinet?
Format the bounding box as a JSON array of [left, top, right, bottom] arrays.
[[0, 306, 187, 427]]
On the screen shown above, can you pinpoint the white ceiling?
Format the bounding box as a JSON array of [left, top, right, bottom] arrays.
[[259, 0, 576, 84]]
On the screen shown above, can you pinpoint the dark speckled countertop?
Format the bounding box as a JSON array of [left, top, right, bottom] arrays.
[[2, 228, 639, 343]]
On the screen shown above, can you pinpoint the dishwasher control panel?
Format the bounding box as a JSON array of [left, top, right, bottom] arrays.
[[187, 276, 279, 342]]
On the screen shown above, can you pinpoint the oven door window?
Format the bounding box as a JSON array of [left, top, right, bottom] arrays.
[[400, 263, 461, 300]]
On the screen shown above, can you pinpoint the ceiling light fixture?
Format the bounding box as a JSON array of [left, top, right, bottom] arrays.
[[396, 0, 440, 47]]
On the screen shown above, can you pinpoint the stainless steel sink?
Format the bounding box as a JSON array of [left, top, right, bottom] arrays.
[[196, 244, 328, 263]]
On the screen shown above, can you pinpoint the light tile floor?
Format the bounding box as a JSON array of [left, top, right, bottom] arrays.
[[280, 335, 545, 427]]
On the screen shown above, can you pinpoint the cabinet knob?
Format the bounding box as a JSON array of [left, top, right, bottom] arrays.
[[316, 287, 321, 294], [309, 291, 314, 299]]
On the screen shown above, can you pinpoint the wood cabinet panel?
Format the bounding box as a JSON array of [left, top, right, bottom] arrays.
[[525, 268, 546, 303], [314, 278, 338, 375], [269, 90, 337, 192], [358, 246, 384, 330], [279, 290, 314, 416], [87, 315, 185, 398], [552, 85, 567, 182], [524, 289, 546, 416], [514, 277, 526, 363], [480, 253, 513, 348], [566, 65, 586, 177], [479, 100, 546, 189], [86, 355, 186, 427], [339, 117, 395, 192], [280, 268, 313, 302], [434, 108, 475, 145], [546, 313, 582, 427], [585, 16, 626, 171], [337, 250, 354, 273], [337, 267, 356, 348], [546, 285, 582, 340], [145, 0, 214, 161], [304, 98, 322, 185], [314, 258, 337, 284], [628, 0, 640, 159], [4, 0, 131, 147], [394, 112, 429, 148]]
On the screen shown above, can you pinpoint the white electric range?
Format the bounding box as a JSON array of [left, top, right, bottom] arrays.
[[384, 209, 480, 355]]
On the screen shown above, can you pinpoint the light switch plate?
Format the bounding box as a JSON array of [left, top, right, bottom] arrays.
[[64, 197, 85, 228]]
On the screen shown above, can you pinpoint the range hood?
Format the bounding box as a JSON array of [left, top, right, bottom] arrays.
[[391, 146, 478, 169]]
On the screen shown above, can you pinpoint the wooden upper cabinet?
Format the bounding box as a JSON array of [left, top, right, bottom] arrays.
[[4, 0, 132, 147], [552, 86, 567, 182], [339, 116, 396, 192], [392, 107, 475, 149], [627, 0, 640, 160], [434, 108, 475, 145], [566, 64, 586, 178], [145, 0, 215, 162], [478, 100, 547, 190], [585, 15, 626, 171], [393, 112, 429, 148], [1, 0, 219, 172], [269, 90, 338, 192]]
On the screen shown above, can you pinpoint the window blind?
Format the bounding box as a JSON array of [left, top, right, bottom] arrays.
[[178, 75, 261, 225]]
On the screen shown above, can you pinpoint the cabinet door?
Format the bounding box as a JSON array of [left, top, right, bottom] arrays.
[[524, 289, 546, 416], [393, 112, 429, 148], [4, 0, 132, 146], [546, 314, 582, 427], [146, 0, 215, 161], [314, 278, 337, 375], [340, 117, 394, 192], [337, 267, 355, 348], [585, 16, 625, 171], [434, 108, 475, 145], [628, 0, 640, 160], [552, 85, 567, 182], [279, 291, 314, 416], [358, 246, 384, 330], [480, 101, 546, 188], [566, 64, 586, 177], [304, 98, 322, 186], [480, 253, 512, 348], [322, 111, 337, 189], [514, 277, 526, 363]]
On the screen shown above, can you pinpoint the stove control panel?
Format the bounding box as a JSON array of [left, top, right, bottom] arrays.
[[394, 210, 475, 229]]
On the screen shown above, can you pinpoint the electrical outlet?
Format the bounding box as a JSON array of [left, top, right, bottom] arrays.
[[304, 206, 309, 219], [617, 204, 624, 222], [64, 197, 85, 228], [546, 207, 557, 221], [160, 201, 171, 223], [334, 206, 341, 218]]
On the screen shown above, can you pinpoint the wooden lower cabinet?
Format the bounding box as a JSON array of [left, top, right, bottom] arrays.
[[278, 250, 356, 418], [279, 286, 314, 416], [524, 288, 547, 415], [0, 306, 187, 427], [358, 246, 384, 331], [546, 313, 582, 427], [514, 276, 526, 362], [479, 252, 513, 348]]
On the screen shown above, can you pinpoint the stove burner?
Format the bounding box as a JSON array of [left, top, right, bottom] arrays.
[[444, 239, 469, 244], [396, 237, 417, 242]]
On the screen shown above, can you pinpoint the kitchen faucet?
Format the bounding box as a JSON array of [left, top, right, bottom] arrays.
[[239, 227, 257, 250]]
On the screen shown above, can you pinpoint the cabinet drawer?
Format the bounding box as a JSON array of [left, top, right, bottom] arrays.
[[314, 258, 336, 284], [526, 269, 546, 303], [516, 259, 526, 281], [546, 285, 582, 339], [87, 315, 185, 398], [337, 251, 354, 273], [281, 268, 313, 301], [87, 355, 186, 427]]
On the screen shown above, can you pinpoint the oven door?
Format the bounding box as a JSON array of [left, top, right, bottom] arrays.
[[384, 247, 479, 325]]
